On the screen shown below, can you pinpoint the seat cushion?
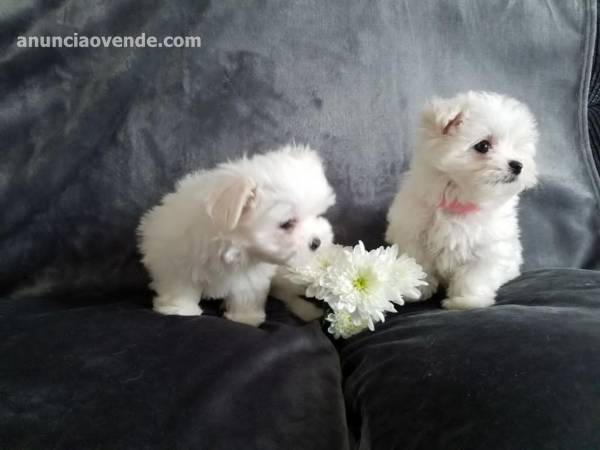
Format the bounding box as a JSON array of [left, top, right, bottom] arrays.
[[339, 269, 600, 450], [0, 296, 350, 450]]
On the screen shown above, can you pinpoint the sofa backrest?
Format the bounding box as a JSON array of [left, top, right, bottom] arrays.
[[1, 0, 599, 297]]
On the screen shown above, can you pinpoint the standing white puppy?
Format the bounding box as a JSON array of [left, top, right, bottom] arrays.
[[386, 91, 538, 309], [138, 144, 336, 326]]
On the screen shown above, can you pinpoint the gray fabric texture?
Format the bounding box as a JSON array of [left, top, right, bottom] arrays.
[[1, 0, 599, 298], [340, 268, 600, 450]]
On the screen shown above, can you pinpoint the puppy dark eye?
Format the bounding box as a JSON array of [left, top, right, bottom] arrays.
[[473, 140, 491, 154], [279, 218, 297, 230]]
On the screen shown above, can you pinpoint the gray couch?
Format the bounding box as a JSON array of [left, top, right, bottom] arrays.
[[1, 1, 599, 449]]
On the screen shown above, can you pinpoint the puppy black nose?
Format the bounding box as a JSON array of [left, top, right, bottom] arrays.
[[508, 160, 523, 175], [309, 238, 321, 251]]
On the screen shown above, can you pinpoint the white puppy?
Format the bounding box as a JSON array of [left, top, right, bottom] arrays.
[[138, 144, 336, 326], [270, 216, 334, 321], [386, 91, 538, 310]]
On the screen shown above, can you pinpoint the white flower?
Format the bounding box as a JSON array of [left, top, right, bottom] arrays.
[[290, 244, 342, 282], [325, 311, 370, 339], [288, 240, 428, 339], [289, 244, 344, 299], [318, 242, 396, 329], [391, 253, 429, 299]]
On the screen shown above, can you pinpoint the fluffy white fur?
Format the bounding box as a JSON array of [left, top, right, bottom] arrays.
[[270, 216, 334, 321], [138, 144, 336, 326], [386, 91, 538, 309]]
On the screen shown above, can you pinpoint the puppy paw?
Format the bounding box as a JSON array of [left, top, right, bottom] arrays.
[[405, 281, 438, 302], [154, 302, 203, 316], [224, 310, 266, 327], [288, 299, 324, 322], [442, 296, 495, 310]]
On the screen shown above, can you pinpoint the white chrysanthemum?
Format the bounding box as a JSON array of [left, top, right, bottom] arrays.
[[309, 242, 421, 331], [325, 311, 370, 339], [391, 253, 429, 299], [290, 244, 344, 300], [373, 245, 428, 300], [288, 241, 427, 339]]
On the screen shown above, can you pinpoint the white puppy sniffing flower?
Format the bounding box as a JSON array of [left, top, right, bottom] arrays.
[[386, 91, 538, 310], [270, 216, 334, 322], [138, 144, 336, 326]]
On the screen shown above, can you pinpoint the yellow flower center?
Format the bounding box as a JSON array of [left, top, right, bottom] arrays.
[[352, 273, 370, 293], [318, 258, 331, 269]]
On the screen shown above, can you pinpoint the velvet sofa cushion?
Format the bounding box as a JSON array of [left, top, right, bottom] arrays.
[[0, 296, 350, 450], [340, 269, 600, 450]]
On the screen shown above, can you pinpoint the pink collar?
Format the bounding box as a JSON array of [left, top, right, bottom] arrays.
[[438, 198, 480, 215], [438, 184, 480, 215]]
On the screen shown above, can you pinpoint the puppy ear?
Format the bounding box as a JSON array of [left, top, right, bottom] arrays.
[[422, 98, 464, 136], [206, 173, 257, 230], [441, 112, 463, 135]]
